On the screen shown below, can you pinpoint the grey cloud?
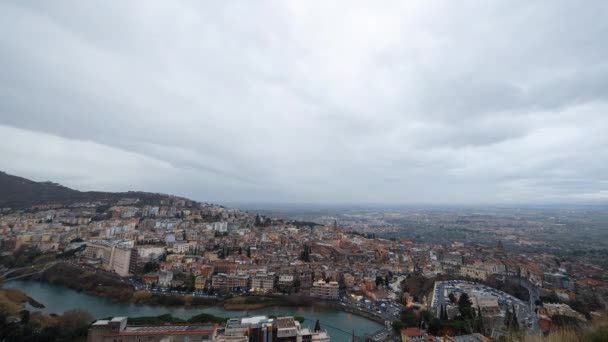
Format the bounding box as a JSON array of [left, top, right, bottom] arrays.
[[0, 0, 607, 204]]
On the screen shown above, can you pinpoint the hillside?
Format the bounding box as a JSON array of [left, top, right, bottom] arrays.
[[0, 171, 177, 208]]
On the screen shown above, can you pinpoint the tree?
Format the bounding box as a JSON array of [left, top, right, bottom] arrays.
[[314, 320, 321, 332], [428, 318, 443, 335], [400, 308, 418, 327], [510, 305, 520, 331], [448, 292, 457, 304], [475, 306, 485, 334], [458, 293, 475, 320], [504, 305, 519, 332], [19, 310, 30, 324], [420, 310, 433, 323], [376, 276, 384, 288], [185, 274, 195, 292], [299, 245, 311, 262], [246, 247, 251, 258], [143, 261, 159, 273], [392, 320, 405, 332], [440, 305, 447, 320], [385, 275, 390, 287], [338, 273, 347, 291]]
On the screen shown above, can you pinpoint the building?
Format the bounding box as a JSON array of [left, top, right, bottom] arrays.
[[543, 272, 575, 291], [278, 275, 295, 287], [111, 245, 133, 277], [136, 245, 165, 260], [224, 316, 331, 342], [87, 317, 217, 342], [540, 303, 586, 321], [460, 264, 488, 281], [83, 241, 136, 277], [212, 222, 228, 232], [82, 241, 112, 267], [251, 272, 275, 292], [442, 252, 463, 266], [228, 274, 249, 291], [275, 317, 298, 341], [174, 242, 190, 254], [212, 274, 229, 291], [142, 273, 159, 285], [195, 275, 208, 290], [400, 328, 423, 341], [158, 270, 173, 287], [225, 316, 273, 337], [310, 280, 339, 300]]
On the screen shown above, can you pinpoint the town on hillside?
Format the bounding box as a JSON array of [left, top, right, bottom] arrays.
[[1, 194, 607, 341]]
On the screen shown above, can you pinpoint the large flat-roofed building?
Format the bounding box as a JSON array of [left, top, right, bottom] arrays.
[[83, 241, 135, 277], [87, 317, 217, 342], [224, 316, 273, 337]]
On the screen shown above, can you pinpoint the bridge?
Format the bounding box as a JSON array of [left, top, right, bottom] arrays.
[[0, 262, 57, 282]]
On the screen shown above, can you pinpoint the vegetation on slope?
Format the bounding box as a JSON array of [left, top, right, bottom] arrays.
[[524, 313, 608, 342]]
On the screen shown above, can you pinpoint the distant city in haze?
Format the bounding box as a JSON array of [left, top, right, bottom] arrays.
[[1, 1, 607, 341]]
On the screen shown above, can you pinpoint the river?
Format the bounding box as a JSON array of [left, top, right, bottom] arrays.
[[4, 280, 384, 340]]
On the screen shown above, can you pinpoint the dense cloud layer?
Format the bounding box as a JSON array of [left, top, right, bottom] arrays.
[[1, 1, 607, 204]]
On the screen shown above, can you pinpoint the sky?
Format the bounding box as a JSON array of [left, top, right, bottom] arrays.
[[1, 1, 607, 205]]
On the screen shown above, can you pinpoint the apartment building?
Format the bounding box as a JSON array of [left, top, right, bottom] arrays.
[[251, 272, 275, 292], [83, 241, 135, 277], [310, 280, 339, 300]]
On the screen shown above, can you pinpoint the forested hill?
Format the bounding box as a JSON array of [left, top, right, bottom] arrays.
[[0, 171, 180, 209]]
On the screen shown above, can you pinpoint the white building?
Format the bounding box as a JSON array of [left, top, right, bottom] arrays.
[[212, 222, 228, 233], [159, 270, 174, 287], [83, 240, 135, 277], [173, 242, 190, 254], [136, 246, 166, 260]]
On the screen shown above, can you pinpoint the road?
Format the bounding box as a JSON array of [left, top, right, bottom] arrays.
[[517, 278, 541, 335], [431, 281, 446, 317]]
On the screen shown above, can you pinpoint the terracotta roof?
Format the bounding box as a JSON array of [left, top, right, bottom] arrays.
[[401, 327, 423, 337]]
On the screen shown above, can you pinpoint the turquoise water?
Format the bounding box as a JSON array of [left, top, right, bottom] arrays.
[[4, 280, 383, 340]]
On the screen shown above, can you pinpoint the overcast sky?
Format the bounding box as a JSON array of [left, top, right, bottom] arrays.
[[1, 1, 607, 205]]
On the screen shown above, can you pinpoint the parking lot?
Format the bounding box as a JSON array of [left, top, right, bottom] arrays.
[[431, 280, 536, 332]]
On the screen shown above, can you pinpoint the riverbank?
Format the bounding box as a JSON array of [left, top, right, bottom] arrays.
[[28, 263, 220, 307], [222, 294, 312, 310], [3, 279, 385, 339], [0, 287, 43, 316], [0, 288, 29, 315], [29, 262, 135, 302], [326, 302, 386, 324], [223, 296, 386, 325], [22, 263, 385, 326]]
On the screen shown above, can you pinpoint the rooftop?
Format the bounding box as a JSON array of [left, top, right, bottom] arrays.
[[275, 317, 296, 329], [123, 324, 216, 334]]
